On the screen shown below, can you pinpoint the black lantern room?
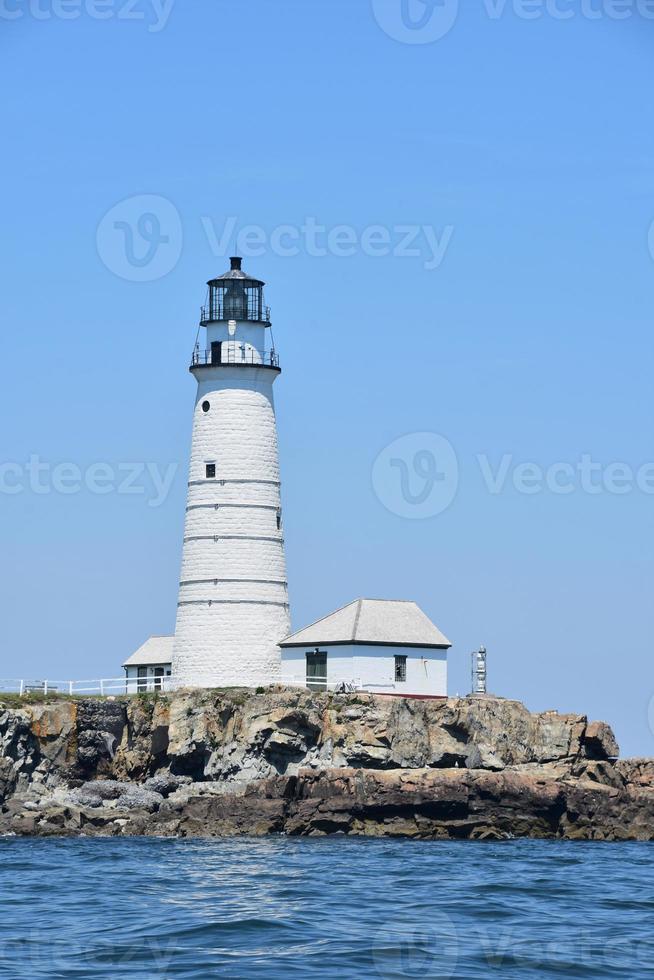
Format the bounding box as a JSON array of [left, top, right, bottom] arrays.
[[201, 257, 270, 325]]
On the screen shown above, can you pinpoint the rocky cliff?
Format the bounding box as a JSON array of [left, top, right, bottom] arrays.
[[1, 688, 652, 840]]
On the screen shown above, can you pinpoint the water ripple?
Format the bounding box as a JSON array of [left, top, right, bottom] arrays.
[[1, 837, 654, 979]]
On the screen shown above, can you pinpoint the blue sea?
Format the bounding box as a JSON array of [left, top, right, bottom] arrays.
[[1, 837, 653, 979]]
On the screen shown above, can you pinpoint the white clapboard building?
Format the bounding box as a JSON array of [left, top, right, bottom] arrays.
[[123, 636, 173, 692], [280, 599, 452, 698]]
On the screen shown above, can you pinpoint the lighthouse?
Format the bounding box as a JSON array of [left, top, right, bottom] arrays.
[[172, 258, 290, 689]]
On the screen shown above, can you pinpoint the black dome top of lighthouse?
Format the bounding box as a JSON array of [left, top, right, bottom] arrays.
[[207, 256, 265, 287]]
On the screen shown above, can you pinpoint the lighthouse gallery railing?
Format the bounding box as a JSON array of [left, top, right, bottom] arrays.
[[191, 348, 280, 369]]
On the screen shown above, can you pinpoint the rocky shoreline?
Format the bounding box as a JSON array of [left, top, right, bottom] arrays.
[[1, 688, 653, 841]]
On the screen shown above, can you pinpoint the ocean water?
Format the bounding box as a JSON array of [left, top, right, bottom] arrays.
[[1, 837, 653, 979]]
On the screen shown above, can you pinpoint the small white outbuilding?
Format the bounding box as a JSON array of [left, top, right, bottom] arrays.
[[279, 599, 452, 698], [122, 636, 174, 693]]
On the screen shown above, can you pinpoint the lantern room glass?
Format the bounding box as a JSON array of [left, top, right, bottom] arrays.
[[207, 280, 265, 322]]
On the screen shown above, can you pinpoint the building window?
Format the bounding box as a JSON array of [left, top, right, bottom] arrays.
[[202, 401, 210, 413], [395, 655, 407, 683], [306, 650, 327, 692], [137, 666, 148, 693], [206, 463, 216, 479]]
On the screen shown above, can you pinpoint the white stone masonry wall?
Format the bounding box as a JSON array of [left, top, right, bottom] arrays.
[[172, 359, 290, 689]]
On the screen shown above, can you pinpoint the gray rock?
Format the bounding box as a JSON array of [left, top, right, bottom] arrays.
[[68, 780, 164, 813], [76, 702, 127, 770], [115, 788, 163, 812], [466, 745, 504, 771], [0, 757, 16, 803], [144, 773, 192, 797], [78, 780, 129, 801], [69, 790, 104, 809]]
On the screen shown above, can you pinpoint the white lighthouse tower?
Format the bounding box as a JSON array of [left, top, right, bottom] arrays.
[[172, 258, 290, 689]]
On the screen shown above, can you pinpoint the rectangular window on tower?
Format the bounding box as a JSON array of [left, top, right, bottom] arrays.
[[206, 463, 216, 479], [394, 655, 407, 683]]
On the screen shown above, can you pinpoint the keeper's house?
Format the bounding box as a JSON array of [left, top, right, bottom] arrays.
[[280, 599, 452, 698], [123, 636, 173, 692]]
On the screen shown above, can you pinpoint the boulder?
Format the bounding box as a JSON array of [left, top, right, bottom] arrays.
[[115, 788, 163, 812], [616, 759, 654, 789], [582, 721, 620, 760], [28, 703, 77, 766], [76, 701, 127, 772], [0, 757, 16, 803], [144, 773, 192, 797], [67, 779, 164, 814]]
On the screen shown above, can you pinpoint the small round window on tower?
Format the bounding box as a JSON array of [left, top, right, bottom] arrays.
[[202, 401, 210, 413]]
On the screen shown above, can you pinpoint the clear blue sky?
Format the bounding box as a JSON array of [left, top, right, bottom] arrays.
[[1, 1, 652, 755]]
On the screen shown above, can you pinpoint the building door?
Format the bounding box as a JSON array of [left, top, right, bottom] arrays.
[[211, 341, 222, 365], [153, 667, 164, 692], [306, 651, 327, 691]]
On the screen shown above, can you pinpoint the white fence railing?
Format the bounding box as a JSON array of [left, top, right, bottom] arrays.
[[0, 677, 176, 697], [0, 674, 388, 699]]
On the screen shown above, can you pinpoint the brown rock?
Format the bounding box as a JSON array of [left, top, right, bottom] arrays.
[[583, 721, 620, 760], [0, 688, 648, 841], [615, 758, 654, 789]]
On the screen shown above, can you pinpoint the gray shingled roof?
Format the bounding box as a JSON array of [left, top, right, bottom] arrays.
[[280, 599, 451, 649], [122, 635, 174, 668]]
